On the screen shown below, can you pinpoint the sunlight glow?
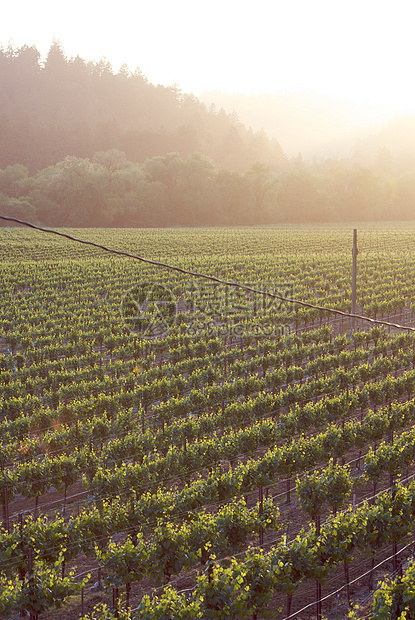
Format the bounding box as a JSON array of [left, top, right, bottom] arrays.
[[2, 0, 415, 114]]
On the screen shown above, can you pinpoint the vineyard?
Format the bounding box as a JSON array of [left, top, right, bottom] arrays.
[[2, 223, 415, 619]]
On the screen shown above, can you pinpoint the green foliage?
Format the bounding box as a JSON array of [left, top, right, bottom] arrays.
[[79, 602, 131, 620], [2, 226, 415, 618], [372, 560, 415, 619], [0, 553, 88, 619], [296, 460, 352, 520]]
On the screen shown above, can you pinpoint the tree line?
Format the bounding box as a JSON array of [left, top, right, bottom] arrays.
[[1, 40, 415, 225], [1, 149, 415, 227], [0, 41, 285, 175]]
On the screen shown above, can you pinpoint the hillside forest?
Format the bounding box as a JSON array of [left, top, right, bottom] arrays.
[[1, 41, 415, 226]]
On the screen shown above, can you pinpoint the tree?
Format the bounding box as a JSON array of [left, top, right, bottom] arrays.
[[43, 39, 68, 82], [396, 171, 415, 219], [50, 455, 80, 517], [245, 163, 279, 223], [19, 460, 51, 517], [11, 45, 41, 98], [143, 152, 218, 225], [277, 170, 321, 221], [93, 149, 129, 174], [216, 168, 251, 224], [0, 195, 37, 224], [30, 156, 119, 225], [341, 167, 389, 220], [99, 536, 149, 609], [0, 164, 29, 197], [17, 554, 86, 620]]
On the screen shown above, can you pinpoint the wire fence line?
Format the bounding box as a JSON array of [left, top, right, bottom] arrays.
[[1, 214, 415, 333]]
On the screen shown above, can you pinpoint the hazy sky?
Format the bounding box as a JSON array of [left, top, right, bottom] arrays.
[[2, 0, 414, 115]]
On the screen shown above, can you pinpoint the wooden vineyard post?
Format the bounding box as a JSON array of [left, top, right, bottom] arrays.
[[344, 560, 351, 608], [126, 582, 132, 611], [286, 593, 293, 617], [286, 477, 291, 504], [351, 229, 358, 333], [28, 547, 34, 620], [224, 337, 227, 375], [369, 551, 376, 590], [141, 403, 146, 433], [315, 515, 322, 620], [19, 514, 26, 618], [259, 485, 264, 547], [112, 586, 119, 617], [392, 484, 398, 573], [3, 485, 9, 533], [393, 540, 398, 574]]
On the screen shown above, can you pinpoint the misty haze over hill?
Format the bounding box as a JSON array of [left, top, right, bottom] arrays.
[[199, 90, 402, 160], [3, 41, 415, 226], [0, 41, 286, 174]]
